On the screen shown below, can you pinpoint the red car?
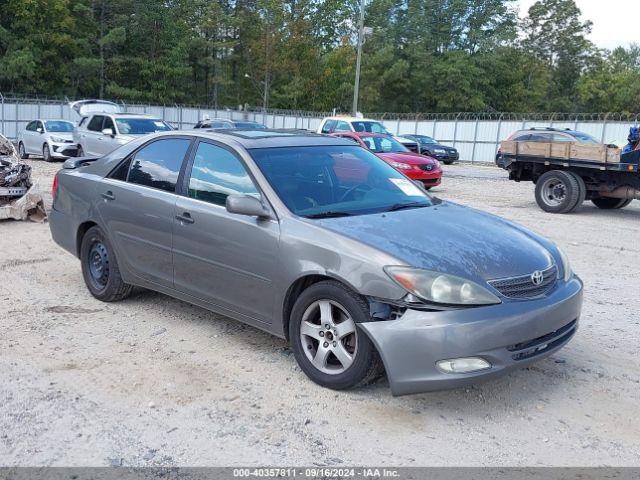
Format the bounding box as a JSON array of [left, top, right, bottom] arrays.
[[331, 132, 442, 189]]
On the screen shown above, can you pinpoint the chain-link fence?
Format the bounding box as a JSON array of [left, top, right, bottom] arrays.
[[1, 93, 638, 163]]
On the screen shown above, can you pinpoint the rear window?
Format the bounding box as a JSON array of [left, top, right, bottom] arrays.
[[115, 118, 172, 135]]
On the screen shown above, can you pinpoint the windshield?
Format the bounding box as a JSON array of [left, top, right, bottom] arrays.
[[351, 121, 390, 134], [251, 146, 432, 218], [414, 135, 437, 144], [115, 118, 172, 135], [234, 122, 267, 129], [570, 131, 599, 144], [360, 135, 409, 153], [45, 121, 74, 133]]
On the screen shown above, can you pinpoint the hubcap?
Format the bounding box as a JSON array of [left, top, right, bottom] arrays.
[[541, 178, 567, 207], [87, 241, 109, 289], [300, 300, 357, 375]]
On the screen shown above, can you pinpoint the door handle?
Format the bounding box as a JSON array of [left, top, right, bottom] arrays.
[[101, 191, 115, 201], [176, 212, 195, 224]]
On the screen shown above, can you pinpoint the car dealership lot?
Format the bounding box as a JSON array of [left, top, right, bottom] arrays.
[[1, 160, 639, 466]]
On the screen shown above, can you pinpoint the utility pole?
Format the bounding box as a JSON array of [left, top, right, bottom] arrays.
[[352, 0, 366, 116]]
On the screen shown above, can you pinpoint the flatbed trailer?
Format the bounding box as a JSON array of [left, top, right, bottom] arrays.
[[496, 146, 640, 213]]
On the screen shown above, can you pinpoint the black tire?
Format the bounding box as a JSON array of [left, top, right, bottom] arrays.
[[18, 142, 29, 159], [80, 226, 133, 302], [43, 144, 53, 162], [571, 172, 587, 210], [443, 160, 454, 165], [289, 280, 384, 390], [535, 170, 582, 214], [591, 197, 633, 210], [77, 145, 84, 157]]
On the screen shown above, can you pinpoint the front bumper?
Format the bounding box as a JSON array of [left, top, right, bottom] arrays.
[[424, 150, 459, 163], [359, 276, 583, 396], [50, 142, 78, 159], [407, 170, 442, 188]]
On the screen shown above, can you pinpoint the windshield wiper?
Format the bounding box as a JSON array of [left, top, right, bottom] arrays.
[[304, 211, 354, 219], [385, 201, 429, 212]]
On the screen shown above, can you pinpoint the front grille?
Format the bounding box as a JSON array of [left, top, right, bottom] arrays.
[[417, 164, 435, 172], [488, 265, 557, 299], [508, 319, 577, 361]]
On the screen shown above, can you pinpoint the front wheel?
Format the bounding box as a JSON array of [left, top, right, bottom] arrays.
[[18, 142, 29, 159], [43, 144, 53, 162], [80, 226, 133, 302], [535, 170, 584, 214], [289, 281, 383, 390], [591, 197, 633, 209]]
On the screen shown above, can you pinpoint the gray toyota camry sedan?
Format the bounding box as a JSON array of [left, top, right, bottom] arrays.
[[49, 129, 583, 396]]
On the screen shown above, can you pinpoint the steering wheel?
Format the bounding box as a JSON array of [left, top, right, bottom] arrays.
[[338, 183, 372, 202]]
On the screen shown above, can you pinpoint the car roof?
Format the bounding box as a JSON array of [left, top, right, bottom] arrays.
[[171, 128, 357, 149], [40, 119, 74, 123], [336, 132, 389, 138]]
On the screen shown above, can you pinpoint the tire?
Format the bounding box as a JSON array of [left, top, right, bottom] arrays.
[[289, 280, 384, 390], [43, 144, 53, 162], [77, 145, 84, 157], [535, 170, 582, 214], [591, 197, 633, 210], [80, 225, 133, 302], [18, 142, 29, 159], [443, 160, 454, 165]]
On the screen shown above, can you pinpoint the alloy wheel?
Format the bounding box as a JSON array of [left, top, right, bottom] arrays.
[[299, 300, 358, 375]]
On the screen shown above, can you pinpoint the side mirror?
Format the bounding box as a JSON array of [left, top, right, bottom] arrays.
[[226, 194, 272, 218], [102, 128, 114, 136], [36, 128, 43, 134]]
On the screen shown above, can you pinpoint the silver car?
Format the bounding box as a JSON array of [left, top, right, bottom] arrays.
[[49, 130, 583, 396], [17, 119, 77, 161], [74, 113, 172, 157]]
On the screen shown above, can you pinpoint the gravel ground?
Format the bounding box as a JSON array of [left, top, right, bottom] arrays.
[[1, 159, 639, 467]]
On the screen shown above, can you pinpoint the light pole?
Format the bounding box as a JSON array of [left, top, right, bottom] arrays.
[[352, 0, 366, 116], [245, 73, 269, 112]]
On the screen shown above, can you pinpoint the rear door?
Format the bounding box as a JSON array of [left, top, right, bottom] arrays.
[[172, 140, 280, 325], [96, 136, 193, 287], [23, 121, 38, 153]]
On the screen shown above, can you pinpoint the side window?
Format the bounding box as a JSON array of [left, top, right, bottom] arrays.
[[128, 138, 191, 192], [36, 121, 44, 132], [187, 142, 259, 206], [26, 121, 35, 132], [321, 120, 336, 133], [334, 121, 351, 132], [512, 134, 531, 141], [87, 116, 104, 132], [103, 116, 115, 133], [109, 158, 132, 181], [78, 117, 88, 128]]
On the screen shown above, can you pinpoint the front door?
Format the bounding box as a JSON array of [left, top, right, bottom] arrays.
[[172, 140, 280, 325], [96, 136, 193, 288], [84, 115, 105, 156]]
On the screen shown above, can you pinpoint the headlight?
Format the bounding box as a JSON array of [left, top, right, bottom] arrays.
[[50, 136, 66, 143], [384, 266, 501, 306], [387, 161, 414, 170], [433, 148, 446, 154], [556, 245, 573, 281]]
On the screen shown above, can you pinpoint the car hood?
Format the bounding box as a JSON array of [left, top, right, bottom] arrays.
[[48, 132, 74, 141], [377, 151, 438, 165], [314, 201, 554, 283], [394, 135, 418, 145], [425, 143, 456, 151]]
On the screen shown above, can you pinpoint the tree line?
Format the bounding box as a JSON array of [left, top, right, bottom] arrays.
[[1, 0, 639, 113]]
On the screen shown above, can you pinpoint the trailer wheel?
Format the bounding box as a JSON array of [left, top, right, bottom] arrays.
[[591, 197, 633, 210], [535, 170, 583, 213]]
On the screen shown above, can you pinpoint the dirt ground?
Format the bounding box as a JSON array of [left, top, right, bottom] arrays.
[[1, 158, 639, 467]]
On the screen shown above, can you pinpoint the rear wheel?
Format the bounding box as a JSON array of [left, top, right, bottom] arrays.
[[80, 226, 133, 302], [18, 142, 28, 159], [289, 281, 383, 390], [591, 197, 633, 209], [535, 170, 584, 213]]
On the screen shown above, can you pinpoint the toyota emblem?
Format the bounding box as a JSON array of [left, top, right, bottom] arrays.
[[531, 270, 544, 286]]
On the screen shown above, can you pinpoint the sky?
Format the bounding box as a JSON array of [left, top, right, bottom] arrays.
[[516, 0, 639, 50]]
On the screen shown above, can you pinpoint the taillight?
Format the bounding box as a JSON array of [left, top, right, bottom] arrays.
[[51, 173, 58, 202]]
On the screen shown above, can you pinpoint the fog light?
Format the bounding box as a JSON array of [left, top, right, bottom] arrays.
[[436, 357, 491, 374]]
